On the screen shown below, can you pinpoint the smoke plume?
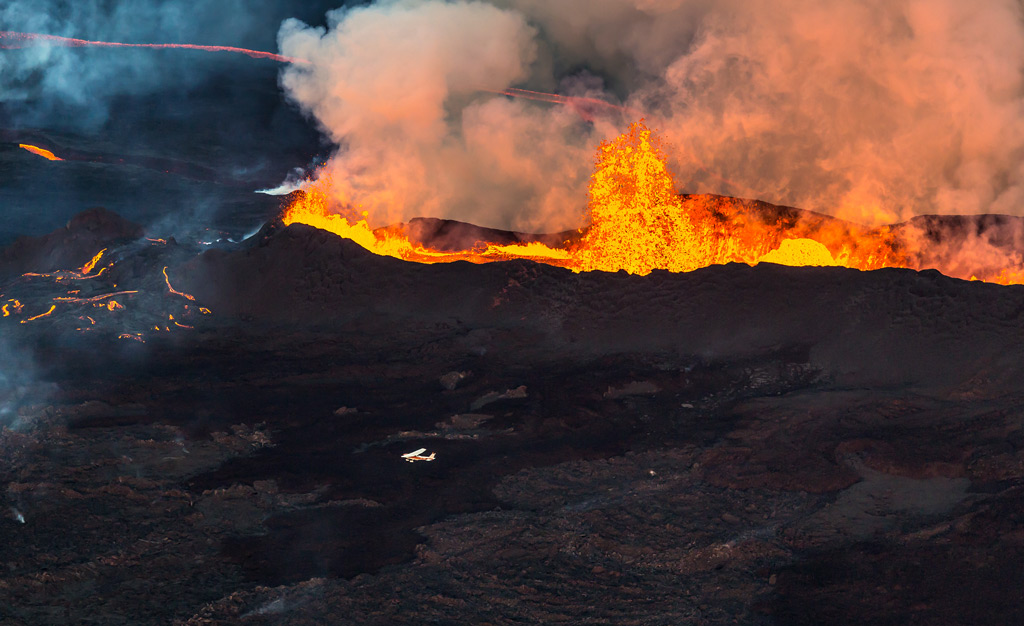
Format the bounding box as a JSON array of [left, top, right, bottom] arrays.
[[277, 0, 614, 231], [281, 0, 1024, 230]]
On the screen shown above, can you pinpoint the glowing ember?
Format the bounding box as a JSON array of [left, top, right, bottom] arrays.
[[0, 31, 307, 64], [18, 144, 63, 161]]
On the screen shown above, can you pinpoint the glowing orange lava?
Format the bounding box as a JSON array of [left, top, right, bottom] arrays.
[[20, 304, 56, 323], [757, 239, 837, 267], [19, 144, 62, 161], [162, 267, 196, 301], [283, 120, 1023, 284], [170, 314, 193, 330], [282, 177, 575, 267], [54, 290, 139, 304], [5, 248, 206, 341], [80, 249, 106, 274], [572, 121, 709, 275]]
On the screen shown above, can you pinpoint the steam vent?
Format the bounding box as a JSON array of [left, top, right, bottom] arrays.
[[5, 2, 1024, 624]]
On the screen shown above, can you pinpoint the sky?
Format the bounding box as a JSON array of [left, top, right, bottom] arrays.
[[3, 0, 1024, 240]]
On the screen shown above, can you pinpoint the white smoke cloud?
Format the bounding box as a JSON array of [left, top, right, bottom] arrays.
[[277, 0, 616, 231], [282, 0, 1024, 230], [638, 0, 1024, 224]]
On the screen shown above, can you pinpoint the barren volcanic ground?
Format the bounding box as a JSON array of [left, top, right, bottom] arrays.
[[3, 209, 1024, 624]]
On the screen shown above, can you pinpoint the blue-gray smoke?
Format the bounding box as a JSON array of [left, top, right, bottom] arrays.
[[0, 0, 355, 129]]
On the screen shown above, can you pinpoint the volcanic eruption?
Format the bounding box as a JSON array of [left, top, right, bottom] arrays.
[[284, 119, 1024, 284], [7, 1, 1024, 625]]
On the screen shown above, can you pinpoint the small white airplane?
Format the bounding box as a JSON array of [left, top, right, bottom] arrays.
[[401, 448, 436, 462]]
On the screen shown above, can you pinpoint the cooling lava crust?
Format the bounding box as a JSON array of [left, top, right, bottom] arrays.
[[2, 210, 1024, 625]]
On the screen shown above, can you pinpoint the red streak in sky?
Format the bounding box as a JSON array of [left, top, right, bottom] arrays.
[[0, 30, 308, 65], [3, 29, 755, 197], [485, 87, 642, 122]]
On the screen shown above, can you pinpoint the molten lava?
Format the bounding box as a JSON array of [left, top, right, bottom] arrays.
[[283, 120, 1023, 284], [54, 291, 139, 304], [19, 144, 63, 161], [282, 177, 575, 267], [572, 122, 708, 275], [162, 267, 197, 302], [757, 239, 837, 267], [20, 304, 56, 323], [80, 249, 106, 275], [3, 243, 210, 339]]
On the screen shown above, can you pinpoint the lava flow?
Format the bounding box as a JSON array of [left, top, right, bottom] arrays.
[[2, 232, 212, 341], [287, 119, 1018, 282], [163, 266, 197, 302], [18, 144, 63, 161], [282, 176, 575, 267]]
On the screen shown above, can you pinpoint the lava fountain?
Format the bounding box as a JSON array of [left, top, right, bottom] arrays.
[[285, 120, 1002, 281]]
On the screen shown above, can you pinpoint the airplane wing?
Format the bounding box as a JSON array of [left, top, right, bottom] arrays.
[[402, 448, 427, 458]]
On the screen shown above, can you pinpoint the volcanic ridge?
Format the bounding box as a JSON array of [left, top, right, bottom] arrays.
[[2, 203, 1024, 624]]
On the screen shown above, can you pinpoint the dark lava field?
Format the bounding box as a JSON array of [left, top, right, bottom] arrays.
[[1, 209, 1024, 624]]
